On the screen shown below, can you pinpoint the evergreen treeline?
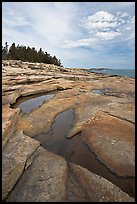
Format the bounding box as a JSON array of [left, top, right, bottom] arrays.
[[2, 42, 62, 66]]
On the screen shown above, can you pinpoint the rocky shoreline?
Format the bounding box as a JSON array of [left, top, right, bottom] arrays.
[[2, 60, 135, 202]]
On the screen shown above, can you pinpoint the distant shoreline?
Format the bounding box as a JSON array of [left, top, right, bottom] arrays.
[[85, 68, 135, 78], [89, 68, 111, 70]]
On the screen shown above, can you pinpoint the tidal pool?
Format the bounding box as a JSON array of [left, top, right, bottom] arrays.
[[92, 88, 109, 95], [11, 92, 56, 114], [33, 109, 134, 198]]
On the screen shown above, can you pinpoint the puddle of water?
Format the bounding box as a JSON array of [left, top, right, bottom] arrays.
[[92, 88, 133, 99], [33, 109, 134, 198], [33, 109, 74, 151], [11, 92, 56, 114], [92, 89, 103, 95], [92, 88, 109, 95]]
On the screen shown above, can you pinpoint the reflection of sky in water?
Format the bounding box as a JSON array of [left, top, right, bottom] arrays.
[[33, 109, 134, 198], [92, 88, 109, 95], [18, 94, 54, 113], [92, 89, 103, 95]]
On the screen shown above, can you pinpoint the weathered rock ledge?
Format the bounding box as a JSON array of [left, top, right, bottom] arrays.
[[2, 60, 135, 202]]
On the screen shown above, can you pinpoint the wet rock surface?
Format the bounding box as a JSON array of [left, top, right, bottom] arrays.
[[2, 60, 135, 201]]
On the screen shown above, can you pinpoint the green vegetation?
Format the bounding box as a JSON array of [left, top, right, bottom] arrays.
[[2, 42, 62, 66]]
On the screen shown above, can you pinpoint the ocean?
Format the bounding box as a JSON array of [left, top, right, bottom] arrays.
[[88, 69, 135, 78]]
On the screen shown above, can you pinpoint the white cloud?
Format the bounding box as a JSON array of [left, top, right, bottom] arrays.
[[95, 31, 121, 40], [2, 2, 135, 69], [2, 2, 79, 57], [63, 10, 134, 49], [120, 12, 128, 18], [123, 15, 135, 49], [82, 11, 116, 31], [85, 21, 117, 31], [87, 11, 114, 22], [2, 16, 29, 29], [82, 10, 130, 34], [81, 11, 118, 33], [63, 38, 97, 48]]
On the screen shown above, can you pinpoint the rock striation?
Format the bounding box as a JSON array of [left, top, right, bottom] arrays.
[[2, 60, 135, 202]]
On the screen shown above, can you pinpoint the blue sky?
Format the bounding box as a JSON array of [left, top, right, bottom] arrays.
[[2, 2, 135, 69]]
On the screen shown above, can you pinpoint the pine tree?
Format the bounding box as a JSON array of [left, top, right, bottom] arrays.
[[2, 42, 9, 59], [38, 48, 43, 63], [3, 42, 62, 66], [9, 43, 18, 59]]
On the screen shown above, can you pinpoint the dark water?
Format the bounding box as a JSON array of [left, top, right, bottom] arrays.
[[89, 69, 135, 78], [11, 92, 55, 113], [33, 109, 134, 198]]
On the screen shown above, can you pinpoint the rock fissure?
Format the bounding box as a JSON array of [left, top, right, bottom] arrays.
[[103, 111, 135, 124], [3, 144, 40, 201]]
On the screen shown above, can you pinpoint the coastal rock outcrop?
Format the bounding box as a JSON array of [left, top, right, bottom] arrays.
[[81, 111, 135, 177], [2, 104, 20, 149], [5, 146, 134, 202], [2, 130, 40, 200], [2, 60, 135, 201]]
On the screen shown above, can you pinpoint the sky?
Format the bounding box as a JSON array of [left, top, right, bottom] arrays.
[[2, 2, 135, 69]]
